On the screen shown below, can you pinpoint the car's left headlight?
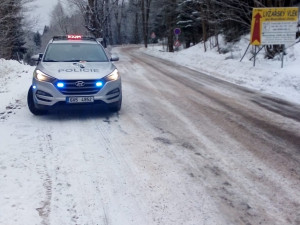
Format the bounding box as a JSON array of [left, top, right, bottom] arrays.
[[34, 70, 56, 82], [105, 69, 119, 81]]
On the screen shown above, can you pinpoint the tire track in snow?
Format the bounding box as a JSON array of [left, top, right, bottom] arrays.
[[34, 118, 87, 225], [40, 113, 118, 225], [90, 114, 153, 225], [35, 130, 54, 225], [114, 47, 300, 224]]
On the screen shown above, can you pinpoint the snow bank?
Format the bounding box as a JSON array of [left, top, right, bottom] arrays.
[[0, 59, 33, 113], [143, 36, 300, 104], [0, 59, 27, 76]]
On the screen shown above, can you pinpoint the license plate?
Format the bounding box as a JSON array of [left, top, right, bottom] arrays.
[[67, 96, 94, 103]]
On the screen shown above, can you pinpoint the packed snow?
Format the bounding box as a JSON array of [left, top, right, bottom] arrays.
[[144, 36, 300, 104], [1, 44, 300, 225]]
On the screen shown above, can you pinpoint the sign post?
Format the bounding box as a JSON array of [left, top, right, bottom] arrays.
[[151, 32, 156, 40], [150, 32, 156, 50], [174, 28, 181, 40], [281, 47, 285, 68], [174, 28, 181, 50], [174, 40, 181, 48], [250, 7, 298, 67]]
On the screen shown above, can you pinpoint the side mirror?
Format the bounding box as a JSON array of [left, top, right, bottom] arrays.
[[110, 55, 119, 62], [31, 53, 43, 61]]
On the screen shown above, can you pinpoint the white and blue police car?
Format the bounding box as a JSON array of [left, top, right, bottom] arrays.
[[27, 35, 122, 115]]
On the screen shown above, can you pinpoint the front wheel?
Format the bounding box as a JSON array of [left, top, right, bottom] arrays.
[[108, 96, 122, 112], [27, 86, 48, 115]]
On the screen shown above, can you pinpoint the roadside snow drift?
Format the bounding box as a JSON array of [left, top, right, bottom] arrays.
[[144, 36, 300, 104]]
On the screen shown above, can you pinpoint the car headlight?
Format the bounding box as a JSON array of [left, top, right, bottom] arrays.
[[34, 70, 55, 82], [105, 69, 119, 81]]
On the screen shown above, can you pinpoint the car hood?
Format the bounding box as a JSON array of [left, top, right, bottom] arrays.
[[37, 62, 116, 80]]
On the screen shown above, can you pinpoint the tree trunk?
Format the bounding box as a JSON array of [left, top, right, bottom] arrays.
[[141, 0, 147, 47], [141, 0, 152, 48], [134, 12, 139, 44], [167, 30, 174, 52]]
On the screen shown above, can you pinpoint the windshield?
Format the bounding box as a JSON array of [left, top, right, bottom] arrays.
[[43, 43, 109, 62]]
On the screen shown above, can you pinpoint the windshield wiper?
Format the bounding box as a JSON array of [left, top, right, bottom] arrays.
[[86, 60, 108, 62], [43, 59, 59, 62], [62, 60, 81, 62]]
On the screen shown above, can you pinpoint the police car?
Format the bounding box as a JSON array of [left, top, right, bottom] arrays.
[[27, 35, 122, 115]]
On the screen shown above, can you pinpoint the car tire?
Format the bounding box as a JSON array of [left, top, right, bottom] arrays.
[[27, 86, 48, 115], [108, 96, 122, 112]]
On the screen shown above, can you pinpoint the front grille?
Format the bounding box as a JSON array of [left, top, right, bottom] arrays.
[[55, 80, 104, 95]]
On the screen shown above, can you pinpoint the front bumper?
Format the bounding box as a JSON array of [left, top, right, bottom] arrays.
[[32, 78, 122, 109]]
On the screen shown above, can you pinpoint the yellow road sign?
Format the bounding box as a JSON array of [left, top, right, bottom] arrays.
[[250, 7, 298, 46]]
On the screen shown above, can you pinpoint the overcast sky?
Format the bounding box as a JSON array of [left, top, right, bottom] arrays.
[[32, 0, 59, 32]]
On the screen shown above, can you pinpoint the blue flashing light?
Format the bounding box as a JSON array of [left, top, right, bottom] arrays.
[[57, 82, 65, 88], [96, 81, 103, 87], [32, 85, 37, 89]]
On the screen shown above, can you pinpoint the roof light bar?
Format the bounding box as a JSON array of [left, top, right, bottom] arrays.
[[67, 35, 82, 40], [52, 36, 96, 42]]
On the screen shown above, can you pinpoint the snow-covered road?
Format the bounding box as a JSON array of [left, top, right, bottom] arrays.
[[0, 47, 300, 225]]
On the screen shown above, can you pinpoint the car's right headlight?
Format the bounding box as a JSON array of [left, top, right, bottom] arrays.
[[34, 70, 56, 82], [105, 69, 120, 81]]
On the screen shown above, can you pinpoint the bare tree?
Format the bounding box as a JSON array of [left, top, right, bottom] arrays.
[[140, 0, 153, 48], [126, 0, 141, 44], [113, 0, 125, 44], [50, 0, 69, 34], [67, 0, 119, 45]]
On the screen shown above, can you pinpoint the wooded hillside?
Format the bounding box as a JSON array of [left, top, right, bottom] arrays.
[[0, 0, 299, 61]]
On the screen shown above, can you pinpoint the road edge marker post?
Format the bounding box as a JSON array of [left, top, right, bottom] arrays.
[[281, 45, 285, 68]]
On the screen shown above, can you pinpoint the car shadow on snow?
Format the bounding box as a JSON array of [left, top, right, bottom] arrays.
[[32, 104, 120, 121]]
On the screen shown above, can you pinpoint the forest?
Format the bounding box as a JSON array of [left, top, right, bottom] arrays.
[[0, 0, 299, 63]]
